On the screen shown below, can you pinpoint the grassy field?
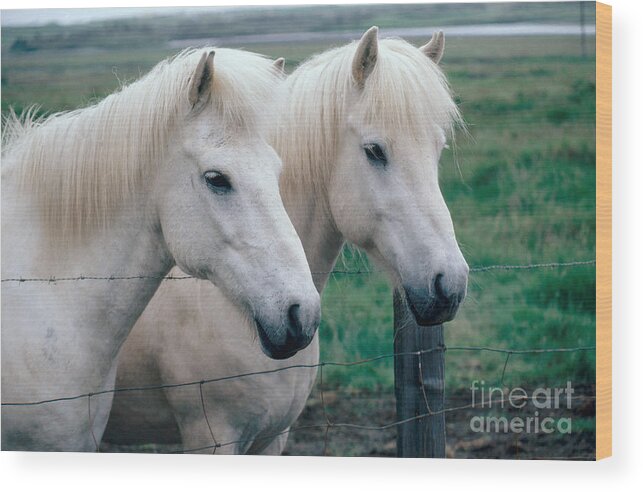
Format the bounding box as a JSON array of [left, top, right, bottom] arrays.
[[1, 11, 596, 399], [304, 35, 596, 392]]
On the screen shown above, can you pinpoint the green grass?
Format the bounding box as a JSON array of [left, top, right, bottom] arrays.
[[1, 19, 596, 395]]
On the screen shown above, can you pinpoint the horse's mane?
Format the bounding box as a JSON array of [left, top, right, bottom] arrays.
[[275, 37, 462, 195], [2, 48, 281, 238]]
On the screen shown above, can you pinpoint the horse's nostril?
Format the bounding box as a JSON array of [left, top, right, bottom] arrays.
[[434, 273, 447, 301], [287, 304, 302, 334]]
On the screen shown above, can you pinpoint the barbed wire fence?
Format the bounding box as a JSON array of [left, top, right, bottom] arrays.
[[0, 260, 597, 284], [1, 259, 597, 458]]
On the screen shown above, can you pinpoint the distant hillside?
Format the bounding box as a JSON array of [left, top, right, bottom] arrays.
[[2, 2, 595, 53]]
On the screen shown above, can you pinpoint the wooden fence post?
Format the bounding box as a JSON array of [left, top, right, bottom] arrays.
[[393, 288, 446, 458]]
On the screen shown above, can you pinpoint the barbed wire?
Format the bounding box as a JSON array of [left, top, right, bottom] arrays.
[[4, 339, 597, 457], [469, 259, 596, 272], [1, 345, 595, 407], [0, 259, 596, 283]]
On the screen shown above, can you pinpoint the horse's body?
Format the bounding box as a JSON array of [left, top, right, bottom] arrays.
[[105, 280, 315, 453], [103, 29, 469, 454], [1, 48, 320, 451]]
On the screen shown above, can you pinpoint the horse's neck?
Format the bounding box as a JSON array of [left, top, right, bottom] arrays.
[[281, 183, 344, 293], [3, 181, 173, 354]]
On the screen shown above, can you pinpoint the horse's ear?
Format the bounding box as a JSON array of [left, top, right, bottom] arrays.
[[420, 31, 445, 64], [188, 50, 215, 107], [272, 57, 286, 75], [352, 26, 379, 88]]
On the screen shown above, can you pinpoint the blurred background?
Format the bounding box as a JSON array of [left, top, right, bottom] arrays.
[[1, 1, 597, 458]]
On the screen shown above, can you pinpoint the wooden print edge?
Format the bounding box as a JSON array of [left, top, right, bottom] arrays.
[[595, 0, 612, 461]]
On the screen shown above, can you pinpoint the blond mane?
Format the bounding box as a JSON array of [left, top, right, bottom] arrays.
[[2, 48, 281, 238], [275, 37, 462, 195]]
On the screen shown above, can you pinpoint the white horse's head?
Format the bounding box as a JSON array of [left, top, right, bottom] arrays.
[[5, 49, 320, 360], [282, 28, 468, 325], [155, 50, 320, 359], [334, 28, 468, 325]]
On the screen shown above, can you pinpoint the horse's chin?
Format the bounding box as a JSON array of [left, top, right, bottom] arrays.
[[254, 319, 301, 360]]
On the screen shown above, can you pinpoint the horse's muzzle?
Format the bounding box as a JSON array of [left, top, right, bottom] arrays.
[[254, 302, 320, 359], [403, 273, 466, 326]]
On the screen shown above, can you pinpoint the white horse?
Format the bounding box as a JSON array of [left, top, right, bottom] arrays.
[[103, 28, 469, 454], [1, 48, 321, 451]]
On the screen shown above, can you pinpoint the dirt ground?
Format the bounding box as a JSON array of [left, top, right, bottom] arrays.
[[282, 387, 596, 460]]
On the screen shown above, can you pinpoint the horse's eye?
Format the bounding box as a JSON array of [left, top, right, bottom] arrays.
[[204, 171, 232, 193], [363, 143, 387, 166]]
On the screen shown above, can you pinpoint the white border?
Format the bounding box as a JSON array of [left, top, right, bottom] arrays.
[[0, 1, 641, 491]]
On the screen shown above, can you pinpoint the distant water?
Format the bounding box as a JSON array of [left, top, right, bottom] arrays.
[[0, 7, 231, 27], [169, 23, 596, 49]]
